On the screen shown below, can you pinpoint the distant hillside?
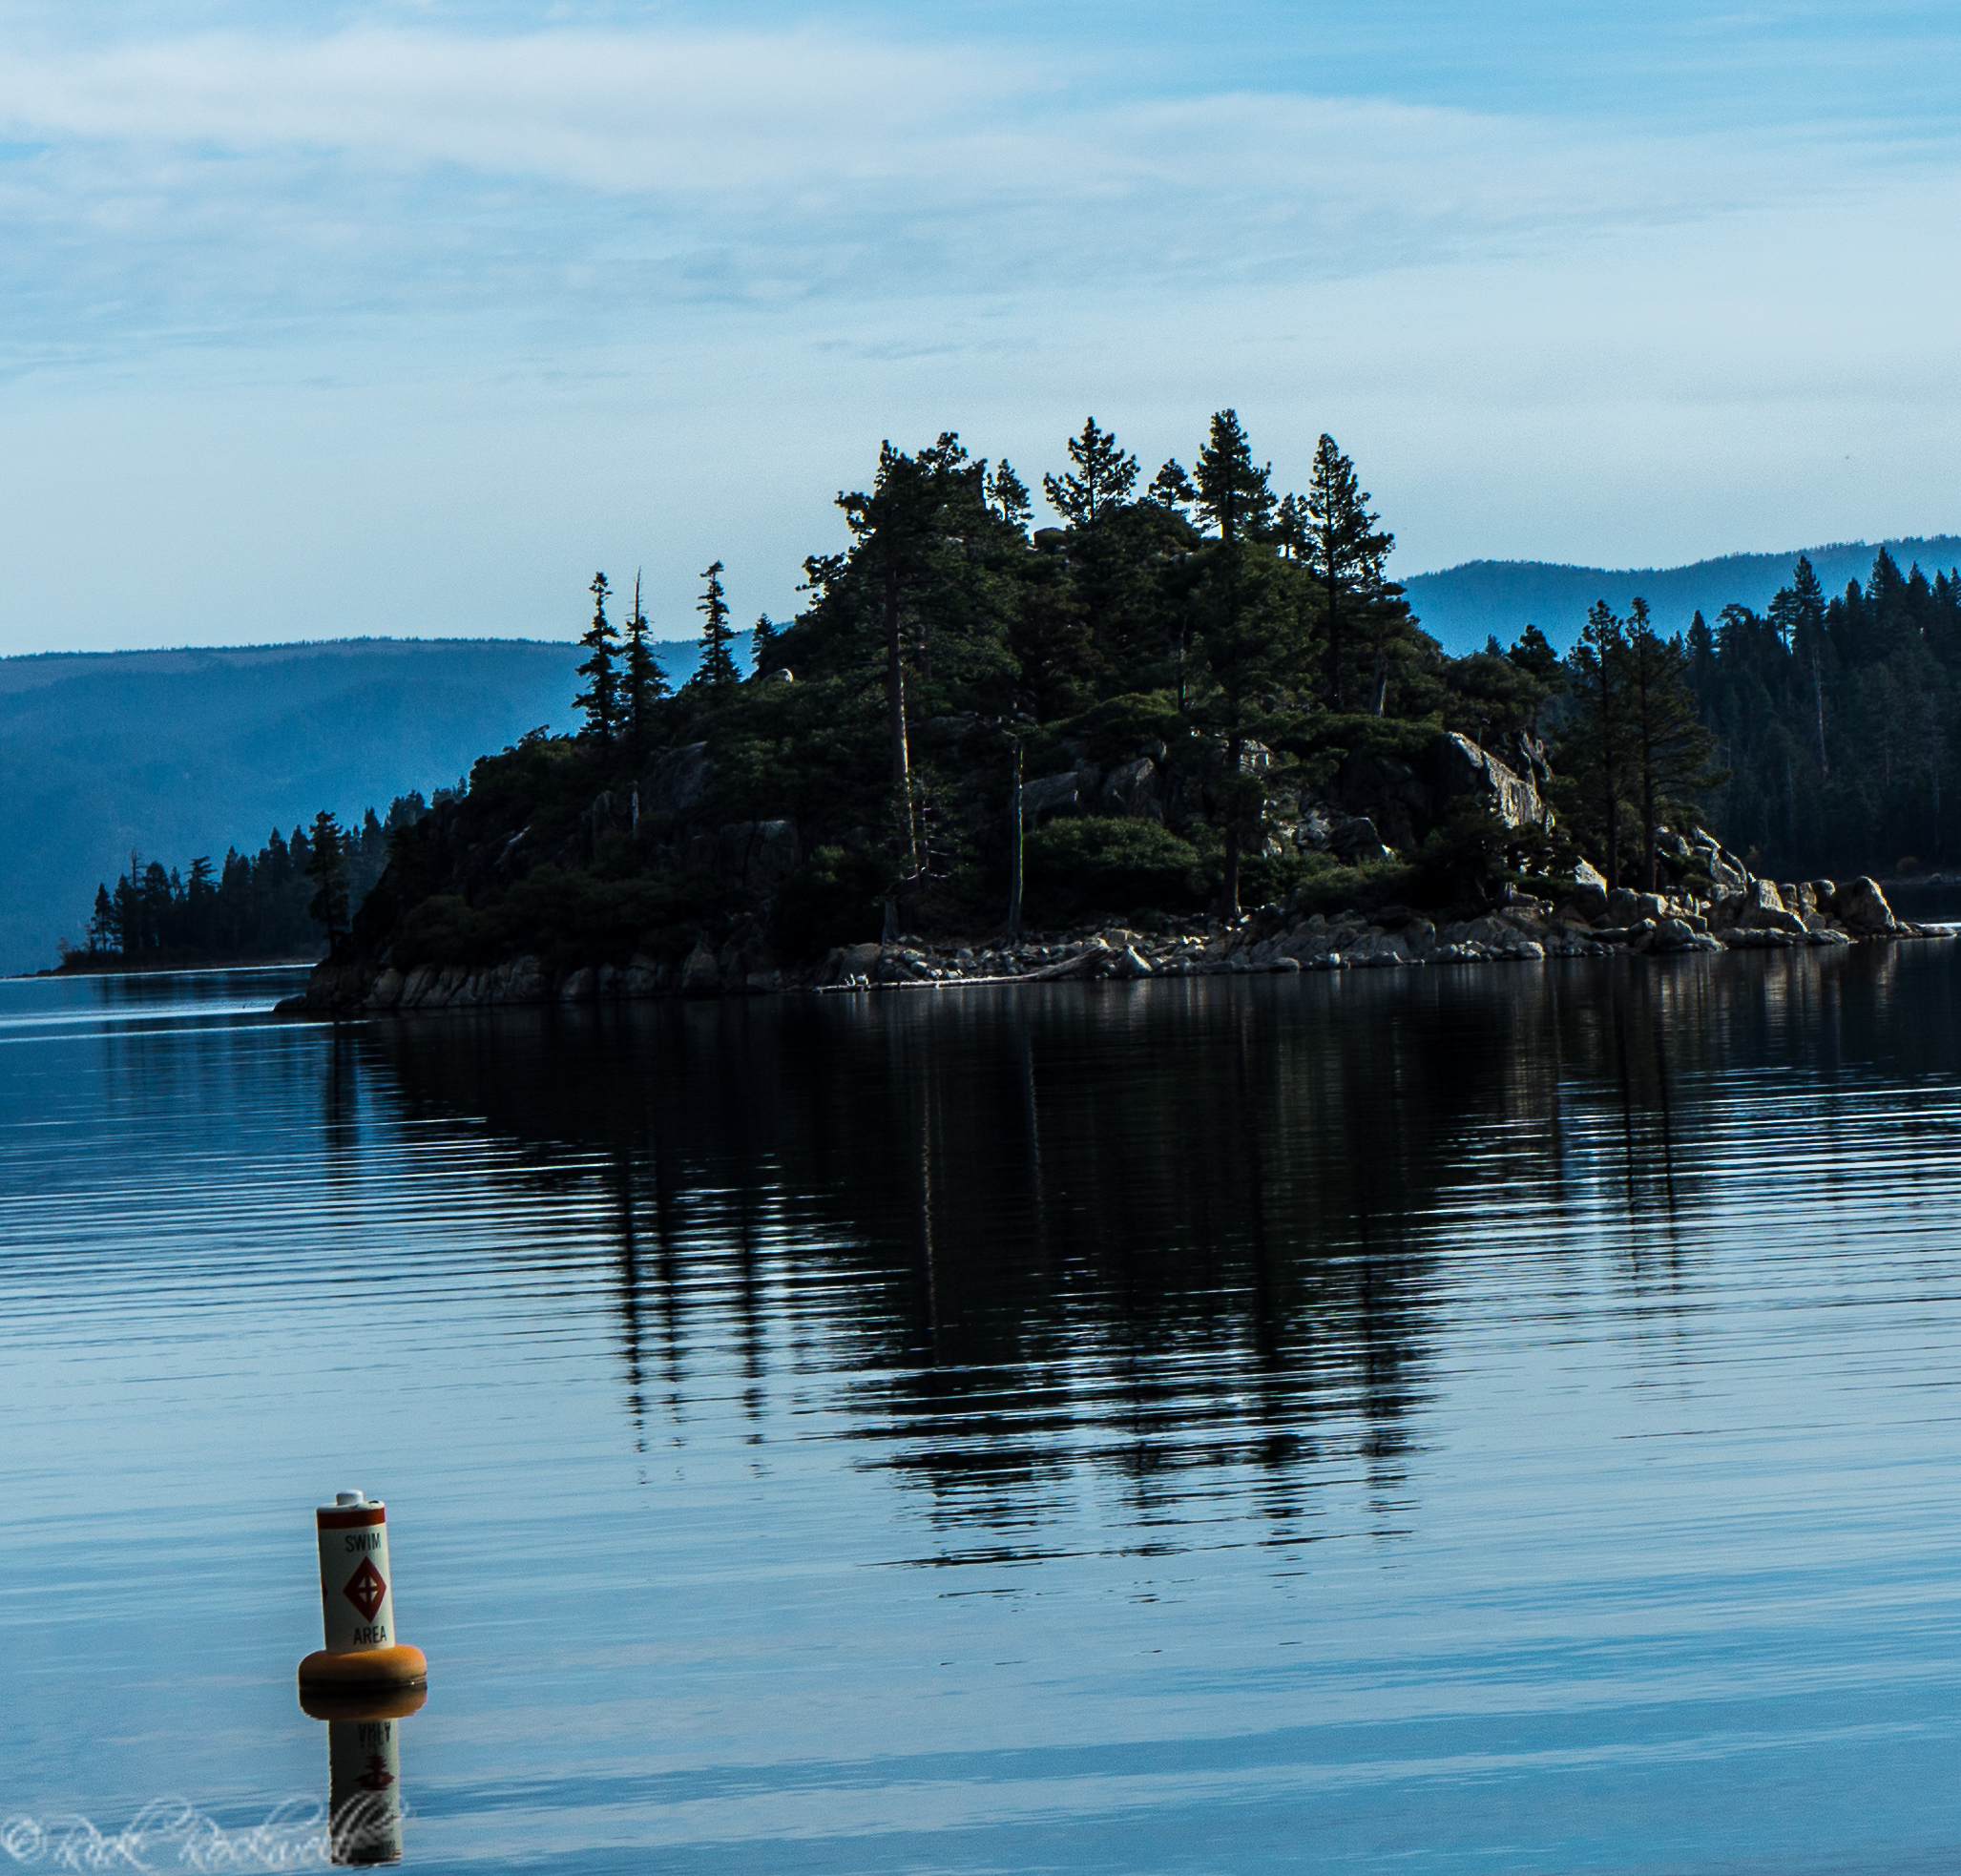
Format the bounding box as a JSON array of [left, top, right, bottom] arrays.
[[1404, 537, 1961, 656], [0, 632, 742, 976]]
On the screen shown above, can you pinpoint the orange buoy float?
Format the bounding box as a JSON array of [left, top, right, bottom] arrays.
[[297, 1490, 428, 1694]]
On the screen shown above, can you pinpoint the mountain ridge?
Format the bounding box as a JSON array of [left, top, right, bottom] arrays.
[[0, 632, 743, 976], [1404, 535, 1961, 655]]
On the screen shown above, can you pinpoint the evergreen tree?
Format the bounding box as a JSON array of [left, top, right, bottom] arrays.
[[1302, 433, 1392, 713], [574, 572, 621, 741], [1192, 409, 1275, 545], [88, 884, 117, 954], [1197, 544, 1307, 916], [622, 571, 670, 751], [749, 614, 780, 677], [692, 560, 741, 692], [1043, 419, 1138, 528], [305, 810, 350, 947], [1557, 601, 1637, 890], [1506, 624, 1565, 738], [1620, 601, 1726, 889], [988, 460, 1033, 531], [1147, 459, 1197, 516]]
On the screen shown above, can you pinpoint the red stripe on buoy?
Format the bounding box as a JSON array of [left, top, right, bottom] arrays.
[[317, 1507, 386, 1531]]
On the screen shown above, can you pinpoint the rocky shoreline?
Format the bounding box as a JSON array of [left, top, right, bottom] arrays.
[[282, 873, 1941, 1018]]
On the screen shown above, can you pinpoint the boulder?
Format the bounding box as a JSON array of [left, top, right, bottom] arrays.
[[1100, 757, 1161, 819], [366, 969, 406, 1011], [641, 742, 713, 822], [1327, 815, 1392, 863], [1344, 929, 1417, 967], [1019, 769, 1089, 822], [839, 941, 883, 977], [1559, 881, 1609, 923], [559, 966, 597, 1002], [1575, 857, 1607, 890], [1607, 887, 1668, 924], [506, 955, 546, 1001], [1653, 917, 1722, 953], [1737, 878, 1808, 934], [1295, 803, 1336, 852], [680, 940, 722, 995], [1431, 731, 1553, 830], [1834, 876, 1899, 933]]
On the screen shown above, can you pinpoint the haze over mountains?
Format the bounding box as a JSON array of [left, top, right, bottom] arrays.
[[1406, 537, 1961, 656], [0, 633, 738, 978]]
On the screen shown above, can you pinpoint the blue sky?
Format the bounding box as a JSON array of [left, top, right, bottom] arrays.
[[4, 2, 1961, 652]]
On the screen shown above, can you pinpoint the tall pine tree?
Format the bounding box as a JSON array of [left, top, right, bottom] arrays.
[[692, 560, 741, 692], [1620, 601, 1726, 890], [575, 572, 621, 741], [622, 571, 670, 754], [1302, 434, 1392, 714], [1043, 419, 1138, 528]]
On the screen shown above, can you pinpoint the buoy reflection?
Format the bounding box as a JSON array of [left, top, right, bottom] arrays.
[[300, 1682, 426, 1866]]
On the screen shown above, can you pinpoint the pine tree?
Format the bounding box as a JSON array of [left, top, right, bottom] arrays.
[[988, 461, 1033, 531], [1621, 601, 1726, 889], [575, 573, 621, 741], [1778, 555, 1830, 778], [1302, 433, 1392, 713], [88, 883, 117, 954], [1192, 409, 1275, 544], [749, 614, 780, 677], [305, 810, 350, 948], [693, 560, 741, 691], [1043, 419, 1138, 528], [1557, 601, 1637, 890], [622, 571, 670, 751], [1147, 459, 1197, 515], [1506, 624, 1565, 737]]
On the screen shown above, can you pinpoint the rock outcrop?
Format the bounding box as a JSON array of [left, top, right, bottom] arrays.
[[279, 868, 1938, 1019]]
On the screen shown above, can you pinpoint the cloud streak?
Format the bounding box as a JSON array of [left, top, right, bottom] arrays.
[[0, 16, 1958, 651], [0, 24, 1934, 302]]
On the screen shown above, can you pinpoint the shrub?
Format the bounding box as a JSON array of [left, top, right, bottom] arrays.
[[1024, 817, 1204, 923]]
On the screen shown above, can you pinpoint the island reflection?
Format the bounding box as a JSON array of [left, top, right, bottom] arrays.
[[341, 946, 1920, 1555]]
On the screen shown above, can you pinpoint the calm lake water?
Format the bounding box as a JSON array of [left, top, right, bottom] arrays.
[[10, 942, 1961, 1871]]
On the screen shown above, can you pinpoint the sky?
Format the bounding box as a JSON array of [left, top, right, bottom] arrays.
[[4, 1, 1961, 654]]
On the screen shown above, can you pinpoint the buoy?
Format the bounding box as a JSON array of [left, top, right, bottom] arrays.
[[297, 1490, 428, 1693]]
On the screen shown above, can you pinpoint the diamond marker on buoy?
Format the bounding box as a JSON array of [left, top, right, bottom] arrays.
[[343, 1557, 387, 1623]]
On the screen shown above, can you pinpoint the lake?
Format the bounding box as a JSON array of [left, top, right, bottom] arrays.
[[7, 944, 1961, 1872]]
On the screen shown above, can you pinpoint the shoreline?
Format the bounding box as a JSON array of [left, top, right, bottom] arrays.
[[278, 878, 1946, 1019]]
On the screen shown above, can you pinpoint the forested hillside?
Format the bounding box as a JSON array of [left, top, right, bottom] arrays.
[[74, 794, 438, 967], [1406, 537, 1961, 656], [1686, 549, 1961, 877], [4, 633, 742, 974]]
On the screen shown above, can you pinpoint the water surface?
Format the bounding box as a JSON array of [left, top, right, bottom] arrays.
[[7, 948, 1961, 1871]]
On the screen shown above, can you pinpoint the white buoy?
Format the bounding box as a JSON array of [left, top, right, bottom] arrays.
[[298, 1490, 428, 1693]]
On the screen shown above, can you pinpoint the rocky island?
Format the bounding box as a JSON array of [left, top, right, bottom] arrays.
[[53, 411, 1930, 1015]]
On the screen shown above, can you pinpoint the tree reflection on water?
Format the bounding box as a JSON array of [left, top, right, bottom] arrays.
[[351, 944, 1916, 1557]]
